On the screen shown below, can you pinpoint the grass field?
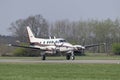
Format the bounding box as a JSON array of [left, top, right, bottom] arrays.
[[0, 63, 120, 80], [0, 54, 120, 80]]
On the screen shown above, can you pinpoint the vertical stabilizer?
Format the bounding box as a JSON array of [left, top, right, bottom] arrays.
[[26, 26, 36, 42]]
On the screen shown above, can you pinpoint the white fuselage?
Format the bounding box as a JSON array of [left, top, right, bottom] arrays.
[[26, 26, 84, 54], [30, 38, 74, 53]]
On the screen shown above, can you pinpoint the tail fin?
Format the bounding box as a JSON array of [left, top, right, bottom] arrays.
[[26, 26, 36, 42]]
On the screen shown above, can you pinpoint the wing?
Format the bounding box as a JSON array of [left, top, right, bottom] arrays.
[[85, 43, 105, 49], [9, 44, 40, 50]]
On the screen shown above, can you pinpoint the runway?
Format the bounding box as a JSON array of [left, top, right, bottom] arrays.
[[0, 59, 120, 64]]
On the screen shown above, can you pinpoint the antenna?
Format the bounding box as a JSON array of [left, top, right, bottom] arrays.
[[54, 36, 56, 39], [49, 36, 51, 39]]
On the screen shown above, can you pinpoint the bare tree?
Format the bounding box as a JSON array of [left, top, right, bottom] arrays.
[[9, 14, 49, 42]]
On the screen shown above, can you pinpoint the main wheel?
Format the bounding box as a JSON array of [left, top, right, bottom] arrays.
[[41, 54, 46, 60], [66, 53, 71, 60]]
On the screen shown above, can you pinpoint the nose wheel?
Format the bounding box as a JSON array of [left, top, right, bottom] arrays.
[[66, 53, 71, 60], [71, 55, 75, 60]]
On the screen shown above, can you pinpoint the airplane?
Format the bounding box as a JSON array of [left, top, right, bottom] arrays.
[[9, 26, 105, 60]]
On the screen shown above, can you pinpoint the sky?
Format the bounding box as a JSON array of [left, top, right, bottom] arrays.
[[0, 0, 120, 35]]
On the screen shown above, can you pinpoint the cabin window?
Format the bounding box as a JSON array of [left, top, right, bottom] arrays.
[[43, 41, 45, 44], [59, 39, 66, 42]]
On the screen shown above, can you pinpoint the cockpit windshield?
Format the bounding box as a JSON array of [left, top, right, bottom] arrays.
[[59, 39, 67, 42]]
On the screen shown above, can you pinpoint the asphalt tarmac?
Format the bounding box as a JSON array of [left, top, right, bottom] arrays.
[[0, 59, 120, 64]]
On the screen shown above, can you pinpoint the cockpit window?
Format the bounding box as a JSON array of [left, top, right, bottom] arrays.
[[59, 39, 67, 42]]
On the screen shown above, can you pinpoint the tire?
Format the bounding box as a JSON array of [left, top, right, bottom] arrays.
[[66, 54, 71, 60], [41, 54, 46, 60]]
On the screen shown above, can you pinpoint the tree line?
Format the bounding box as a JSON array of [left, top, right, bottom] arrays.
[[1, 14, 120, 56], [9, 15, 120, 53], [50, 19, 120, 53]]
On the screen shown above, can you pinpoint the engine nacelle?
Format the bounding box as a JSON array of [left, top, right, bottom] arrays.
[[73, 45, 85, 50]]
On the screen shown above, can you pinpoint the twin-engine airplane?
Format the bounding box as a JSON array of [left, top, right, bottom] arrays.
[[9, 26, 105, 60]]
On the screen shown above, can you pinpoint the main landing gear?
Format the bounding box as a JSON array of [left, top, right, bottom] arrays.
[[41, 52, 75, 60], [66, 52, 75, 60], [41, 53, 46, 60]]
